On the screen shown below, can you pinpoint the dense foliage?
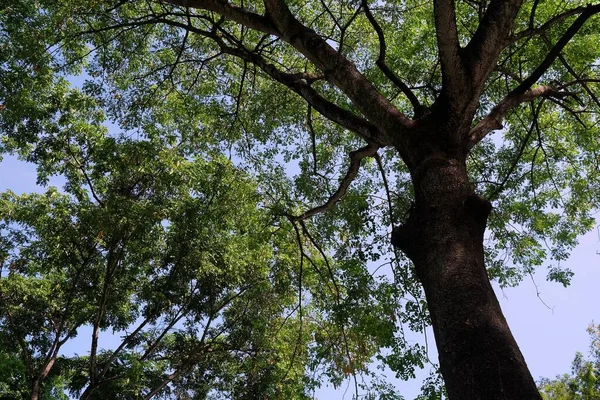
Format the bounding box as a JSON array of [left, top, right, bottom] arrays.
[[1, 0, 600, 398], [0, 121, 421, 398]]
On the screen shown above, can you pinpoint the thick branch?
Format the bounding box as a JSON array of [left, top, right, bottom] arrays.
[[516, 4, 600, 92], [163, 0, 278, 34], [469, 4, 600, 147], [158, 17, 389, 145], [261, 0, 413, 136], [163, 0, 413, 145], [464, 0, 524, 85], [290, 143, 379, 221], [468, 85, 574, 146], [433, 0, 466, 98]]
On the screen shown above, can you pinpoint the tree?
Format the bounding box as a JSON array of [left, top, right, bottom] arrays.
[[0, 132, 323, 399], [539, 324, 600, 400], [1, 0, 600, 398], [0, 92, 401, 398]]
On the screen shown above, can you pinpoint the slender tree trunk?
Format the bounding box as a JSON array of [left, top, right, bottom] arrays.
[[30, 352, 58, 400], [392, 155, 542, 399], [31, 380, 40, 400]]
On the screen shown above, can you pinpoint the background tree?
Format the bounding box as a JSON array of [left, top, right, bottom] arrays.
[[0, 91, 401, 398], [2, 0, 600, 399], [539, 324, 600, 400], [0, 131, 329, 399]]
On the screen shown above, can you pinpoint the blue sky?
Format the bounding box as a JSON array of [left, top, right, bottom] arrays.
[[1, 153, 598, 398], [501, 226, 599, 378]]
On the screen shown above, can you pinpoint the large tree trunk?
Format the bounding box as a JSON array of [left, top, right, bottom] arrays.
[[392, 155, 542, 399]]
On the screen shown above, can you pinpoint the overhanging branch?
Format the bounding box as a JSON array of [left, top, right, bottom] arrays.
[[163, 0, 414, 143], [162, 0, 278, 34], [219, 46, 387, 145], [154, 17, 388, 145], [290, 143, 379, 221], [468, 85, 575, 147], [515, 4, 600, 93], [510, 5, 595, 44], [541, 35, 600, 111], [469, 3, 600, 147], [361, 0, 425, 117]]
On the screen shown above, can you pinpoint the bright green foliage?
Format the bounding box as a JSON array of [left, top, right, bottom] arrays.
[[539, 324, 600, 400], [0, 87, 407, 398], [0, 131, 316, 398], [1, 0, 600, 398], [0, 346, 69, 400]]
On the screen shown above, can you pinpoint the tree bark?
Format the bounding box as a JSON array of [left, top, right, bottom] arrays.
[[392, 154, 542, 400], [31, 380, 40, 400]]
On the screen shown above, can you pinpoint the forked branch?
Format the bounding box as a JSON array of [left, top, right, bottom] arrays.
[[542, 35, 600, 110], [433, 0, 465, 97], [469, 3, 600, 147], [464, 0, 524, 84], [261, 0, 413, 134], [219, 47, 387, 145], [515, 4, 600, 93], [154, 17, 388, 145], [510, 4, 598, 44], [162, 0, 413, 142]]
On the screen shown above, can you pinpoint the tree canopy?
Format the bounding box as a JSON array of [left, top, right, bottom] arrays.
[[1, 0, 600, 398], [539, 324, 600, 400]]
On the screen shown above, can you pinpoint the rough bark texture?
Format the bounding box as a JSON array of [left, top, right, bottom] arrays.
[[392, 147, 542, 399]]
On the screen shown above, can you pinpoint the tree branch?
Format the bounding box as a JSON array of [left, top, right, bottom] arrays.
[[337, 5, 362, 54], [469, 85, 575, 147], [469, 4, 600, 147], [89, 244, 122, 388], [98, 318, 151, 379], [298, 220, 339, 298], [515, 4, 600, 93], [433, 0, 466, 98], [541, 35, 600, 110], [290, 143, 379, 220], [158, 17, 390, 145], [361, 0, 425, 117], [510, 5, 593, 44], [306, 106, 331, 183], [464, 0, 524, 85], [260, 0, 413, 135], [162, 0, 413, 142], [162, 0, 278, 34], [486, 102, 541, 200], [528, 0, 541, 30]]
